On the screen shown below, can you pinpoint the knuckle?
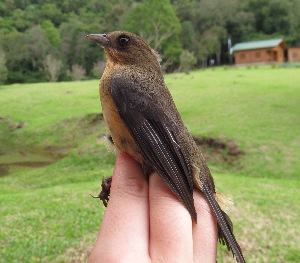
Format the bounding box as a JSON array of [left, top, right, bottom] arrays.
[[194, 191, 214, 218], [112, 176, 148, 199]]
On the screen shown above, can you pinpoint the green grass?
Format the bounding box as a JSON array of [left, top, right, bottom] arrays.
[[0, 66, 299, 262], [166, 66, 300, 179]]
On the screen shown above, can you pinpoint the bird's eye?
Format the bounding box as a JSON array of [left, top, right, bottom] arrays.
[[118, 35, 130, 46]]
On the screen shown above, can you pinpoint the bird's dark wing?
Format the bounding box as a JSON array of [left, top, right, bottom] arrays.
[[111, 75, 197, 220]]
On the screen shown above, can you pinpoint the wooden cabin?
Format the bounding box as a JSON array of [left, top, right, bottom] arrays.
[[232, 39, 286, 64], [288, 47, 300, 62]]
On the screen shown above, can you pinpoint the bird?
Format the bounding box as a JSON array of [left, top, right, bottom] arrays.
[[86, 31, 245, 263]]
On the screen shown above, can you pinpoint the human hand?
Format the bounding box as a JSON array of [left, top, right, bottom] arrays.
[[88, 152, 218, 262]]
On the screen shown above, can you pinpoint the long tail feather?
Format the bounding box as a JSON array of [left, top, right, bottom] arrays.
[[203, 184, 245, 263]]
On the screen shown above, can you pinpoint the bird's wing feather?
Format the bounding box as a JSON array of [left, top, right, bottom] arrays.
[[111, 75, 197, 220], [111, 75, 246, 262]]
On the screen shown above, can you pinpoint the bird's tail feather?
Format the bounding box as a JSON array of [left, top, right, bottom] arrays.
[[203, 184, 245, 263]]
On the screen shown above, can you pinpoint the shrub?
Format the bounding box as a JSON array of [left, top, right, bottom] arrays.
[[180, 50, 197, 74]]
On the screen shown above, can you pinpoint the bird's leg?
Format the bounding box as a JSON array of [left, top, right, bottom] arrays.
[[91, 176, 112, 207]]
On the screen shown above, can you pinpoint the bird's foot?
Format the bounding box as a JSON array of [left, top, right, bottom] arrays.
[[91, 176, 112, 207]]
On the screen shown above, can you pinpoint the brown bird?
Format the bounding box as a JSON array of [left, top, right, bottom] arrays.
[[87, 31, 245, 262]]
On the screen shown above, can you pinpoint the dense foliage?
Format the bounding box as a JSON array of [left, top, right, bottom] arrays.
[[0, 0, 299, 84]]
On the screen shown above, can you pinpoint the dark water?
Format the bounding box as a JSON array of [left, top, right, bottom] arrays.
[[0, 151, 57, 176]]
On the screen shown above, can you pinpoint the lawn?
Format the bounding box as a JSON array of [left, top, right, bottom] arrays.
[[0, 65, 299, 262]]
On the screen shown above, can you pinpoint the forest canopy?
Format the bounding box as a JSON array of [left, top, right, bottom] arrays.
[[0, 0, 299, 84]]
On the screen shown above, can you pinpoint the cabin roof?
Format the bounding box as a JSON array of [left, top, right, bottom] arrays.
[[232, 39, 284, 52]]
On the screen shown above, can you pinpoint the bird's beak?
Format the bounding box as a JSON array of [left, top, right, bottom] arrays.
[[86, 34, 110, 47]]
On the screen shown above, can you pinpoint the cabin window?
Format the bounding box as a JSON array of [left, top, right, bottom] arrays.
[[255, 51, 261, 58]]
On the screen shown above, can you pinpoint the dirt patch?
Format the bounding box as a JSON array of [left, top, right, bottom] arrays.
[[0, 160, 54, 176], [1, 113, 245, 175], [77, 112, 104, 134], [51, 113, 105, 138], [0, 165, 9, 176], [0, 150, 60, 177], [0, 113, 106, 176], [193, 135, 245, 165], [0, 116, 27, 132], [44, 146, 74, 159], [83, 112, 104, 125]]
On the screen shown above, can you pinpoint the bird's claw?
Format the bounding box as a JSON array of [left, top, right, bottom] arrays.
[[91, 176, 112, 207]]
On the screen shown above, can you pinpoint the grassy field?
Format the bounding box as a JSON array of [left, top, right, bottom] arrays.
[[0, 66, 299, 262]]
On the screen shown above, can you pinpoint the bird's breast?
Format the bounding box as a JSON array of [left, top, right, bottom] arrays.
[[100, 76, 144, 164]]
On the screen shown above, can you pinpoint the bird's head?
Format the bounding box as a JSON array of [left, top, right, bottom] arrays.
[[86, 31, 161, 69]]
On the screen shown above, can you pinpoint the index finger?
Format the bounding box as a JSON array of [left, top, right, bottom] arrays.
[[88, 152, 150, 262]]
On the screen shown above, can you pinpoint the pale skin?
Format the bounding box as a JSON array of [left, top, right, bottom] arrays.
[[88, 152, 218, 263]]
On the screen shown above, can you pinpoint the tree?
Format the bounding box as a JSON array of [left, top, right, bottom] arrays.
[[15, 5, 41, 31], [24, 25, 52, 70], [101, 3, 130, 32], [289, 0, 300, 45], [180, 21, 197, 53], [0, 48, 8, 84], [1, 0, 300, 83], [92, 60, 106, 79], [11, 8, 31, 32], [180, 50, 196, 73], [0, 16, 15, 34], [70, 64, 86, 81], [174, 0, 255, 65], [43, 54, 63, 82], [41, 20, 61, 48], [248, 0, 295, 36], [40, 3, 64, 27], [263, 0, 292, 34], [0, 31, 30, 82], [123, 0, 182, 69], [59, 18, 103, 76], [248, 0, 269, 33]]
